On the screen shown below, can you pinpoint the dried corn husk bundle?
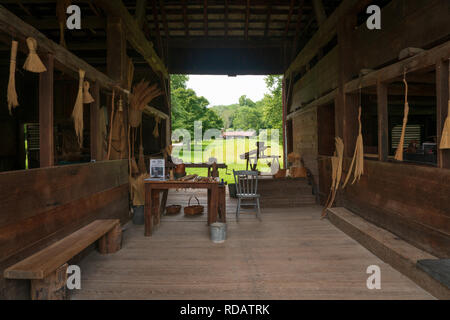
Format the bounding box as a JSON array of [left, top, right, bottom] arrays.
[[394, 75, 409, 161], [23, 37, 47, 73], [342, 106, 364, 188], [110, 98, 127, 159], [127, 57, 135, 91], [56, 0, 71, 48], [153, 115, 161, 138], [130, 173, 149, 206], [321, 137, 344, 218], [129, 80, 163, 127], [71, 69, 85, 147], [138, 125, 147, 174], [107, 90, 115, 160], [439, 61, 450, 149], [7, 40, 19, 115], [83, 81, 94, 104]]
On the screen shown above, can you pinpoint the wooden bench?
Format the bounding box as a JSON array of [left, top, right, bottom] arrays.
[[4, 219, 122, 300]]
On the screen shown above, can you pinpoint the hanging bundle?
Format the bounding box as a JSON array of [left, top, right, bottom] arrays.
[[127, 57, 135, 91], [107, 90, 116, 160], [83, 81, 94, 104], [138, 125, 146, 174], [129, 126, 140, 175], [116, 98, 128, 159], [56, 0, 71, 48], [129, 80, 163, 128], [7, 40, 19, 115], [394, 71, 410, 161], [72, 69, 85, 147], [439, 59, 450, 149], [153, 115, 161, 138], [23, 37, 47, 73], [321, 137, 344, 218], [342, 106, 364, 188]]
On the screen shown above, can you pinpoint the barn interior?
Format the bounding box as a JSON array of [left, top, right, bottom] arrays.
[[0, 0, 449, 300]]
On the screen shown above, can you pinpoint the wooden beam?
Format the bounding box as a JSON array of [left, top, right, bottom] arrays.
[[107, 17, 127, 86], [39, 54, 54, 168], [345, 41, 450, 93], [94, 0, 168, 78], [135, 0, 147, 30], [291, 0, 305, 61], [224, 0, 229, 37], [436, 59, 450, 169], [182, 0, 189, 37], [287, 89, 337, 120], [284, 0, 294, 38], [264, 0, 272, 37], [286, 0, 372, 76], [0, 5, 123, 91], [377, 81, 389, 161], [312, 0, 327, 27], [203, 0, 208, 37], [151, 0, 163, 58], [245, 0, 250, 40]]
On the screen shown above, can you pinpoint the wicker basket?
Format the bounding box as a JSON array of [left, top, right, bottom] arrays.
[[184, 196, 204, 216], [166, 205, 181, 215]]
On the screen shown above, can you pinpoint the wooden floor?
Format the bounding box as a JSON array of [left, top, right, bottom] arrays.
[[72, 190, 434, 300]]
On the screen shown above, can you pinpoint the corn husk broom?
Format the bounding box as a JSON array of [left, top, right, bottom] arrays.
[[394, 73, 409, 161], [129, 80, 163, 128], [342, 106, 364, 188], [71, 69, 85, 147], [56, 0, 71, 48], [138, 124, 146, 174], [153, 115, 161, 138], [83, 81, 94, 104], [107, 90, 116, 160], [23, 37, 47, 73], [7, 40, 19, 115], [321, 137, 344, 218], [439, 59, 450, 149]]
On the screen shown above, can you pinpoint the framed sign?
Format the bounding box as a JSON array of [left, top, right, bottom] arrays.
[[149, 158, 165, 180]]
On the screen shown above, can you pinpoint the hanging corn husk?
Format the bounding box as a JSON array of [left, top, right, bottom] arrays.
[[130, 173, 149, 206], [83, 81, 94, 104], [153, 115, 161, 138], [7, 40, 19, 115], [342, 106, 364, 188], [71, 69, 85, 147], [321, 137, 344, 218], [129, 126, 139, 175], [394, 73, 409, 161], [127, 57, 135, 91], [56, 0, 71, 48], [129, 80, 163, 127], [138, 125, 147, 174], [439, 60, 450, 149], [107, 90, 116, 160], [110, 97, 127, 159], [23, 37, 47, 73]]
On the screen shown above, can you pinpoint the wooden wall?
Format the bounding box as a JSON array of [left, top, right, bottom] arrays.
[[0, 160, 129, 299], [321, 159, 450, 258]]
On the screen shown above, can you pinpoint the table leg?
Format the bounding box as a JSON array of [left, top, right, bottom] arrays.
[[209, 185, 219, 225], [207, 188, 212, 225], [219, 185, 226, 223], [144, 185, 152, 237], [160, 190, 168, 217], [152, 189, 160, 227]]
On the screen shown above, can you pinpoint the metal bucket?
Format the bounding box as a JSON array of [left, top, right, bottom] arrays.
[[210, 222, 227, 243], [132, 205, 145, 225]]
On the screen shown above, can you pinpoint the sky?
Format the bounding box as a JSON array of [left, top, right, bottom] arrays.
[[186, 75, 270, 107]]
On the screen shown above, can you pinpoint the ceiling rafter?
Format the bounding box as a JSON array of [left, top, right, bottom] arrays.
[[182, 0, 189, 37], [284, 0, 295, 38], [264, 0, 272, 37], [244, 0, 250, 40], [203, 0, 208, 37], [291, 0, 305, 61]]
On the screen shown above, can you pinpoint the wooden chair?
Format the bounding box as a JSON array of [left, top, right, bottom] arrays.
[[233, 170, 261, 221]]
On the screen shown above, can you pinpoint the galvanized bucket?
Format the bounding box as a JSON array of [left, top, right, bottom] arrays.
[[210, 222, 227, 243]]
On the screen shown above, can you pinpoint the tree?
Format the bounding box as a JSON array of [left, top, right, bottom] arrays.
[[262, 75, 283, 130], [238, 95, 256, 108], [231, 106, 262, 131]]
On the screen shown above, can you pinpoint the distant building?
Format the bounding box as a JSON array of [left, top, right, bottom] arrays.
[[221, 130, 256, 139]]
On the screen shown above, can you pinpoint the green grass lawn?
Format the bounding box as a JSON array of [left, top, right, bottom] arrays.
[[173, 138, 283, 184]]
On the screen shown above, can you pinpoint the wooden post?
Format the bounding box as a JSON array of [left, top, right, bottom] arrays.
[[98, 223, 122, 254], [436, 59, 450, 169], [377, 81, 389, 161], [39, 53, 54, 168], [31, 263, 67, 300], [90, 82, 101, 161]]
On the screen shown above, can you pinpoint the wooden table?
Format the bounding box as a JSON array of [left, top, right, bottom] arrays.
[[144, 180, 226, 237]]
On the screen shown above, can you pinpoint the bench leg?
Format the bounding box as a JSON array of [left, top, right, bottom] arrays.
[[31, 263, 68, 300], [98, 223, 122, 254]]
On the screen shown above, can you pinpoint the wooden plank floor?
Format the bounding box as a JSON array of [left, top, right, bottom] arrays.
[[71, 189, 434, 300]]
